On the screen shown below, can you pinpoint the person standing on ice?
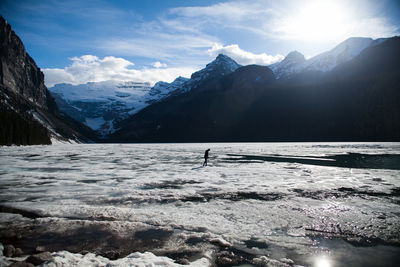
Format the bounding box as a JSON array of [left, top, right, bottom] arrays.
[[203, 149, 210, 166]]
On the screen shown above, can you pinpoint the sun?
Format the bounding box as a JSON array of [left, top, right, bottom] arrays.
[[284, 0, 350, 41]]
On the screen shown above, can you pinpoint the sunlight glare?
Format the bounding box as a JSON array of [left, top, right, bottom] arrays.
[[314, 255, 332, 267], [285, 0, 350, 41]]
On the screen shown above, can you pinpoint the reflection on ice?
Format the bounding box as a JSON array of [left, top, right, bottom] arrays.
[[314, 255, 332, 267]]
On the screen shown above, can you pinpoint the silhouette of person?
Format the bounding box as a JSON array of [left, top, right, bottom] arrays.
[[203, 149, 210, 166]]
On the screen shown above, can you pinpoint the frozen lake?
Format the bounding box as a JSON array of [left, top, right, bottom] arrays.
[[1, 143, 400, 266]]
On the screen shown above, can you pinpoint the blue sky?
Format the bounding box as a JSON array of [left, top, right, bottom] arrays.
[[1, 0, 399, 86]]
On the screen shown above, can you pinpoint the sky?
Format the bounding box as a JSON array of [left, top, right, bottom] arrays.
[[1, 0, 399, 87]]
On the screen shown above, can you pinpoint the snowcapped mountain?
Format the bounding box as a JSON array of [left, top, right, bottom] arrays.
[[146, 54, 240, 98], [270, 37, 386, 79], [145, 76, 189, 104], [50, 81, 154, 135], [51, 78, 198, 136], [269, 51, 306, 79], [49, 54, 241, 136], [189, 54, 241, 86], [302, 37, 375, 72], [110, 36, 400, 143]]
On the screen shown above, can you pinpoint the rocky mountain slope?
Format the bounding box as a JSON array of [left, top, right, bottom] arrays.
[[0, 16, 96, 145], [109, 37, 400, 142]]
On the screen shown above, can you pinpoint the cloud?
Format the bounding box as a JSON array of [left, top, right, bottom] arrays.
[[11, 0, 399, 87], [169, 1, 273, 23], [208, 43, 284, 65], [43, 55, 196, 87], [165, 0, 399, 44], [152, 61, 167, 68], [99, 32, 218, 64]]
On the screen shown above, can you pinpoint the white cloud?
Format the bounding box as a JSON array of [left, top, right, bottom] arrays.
[[169, 1, 273, 22], [43, 55, 196, 87], [99, 32, 218, 63], [208, 43, 284, 65], [152, 61, 167, 68]]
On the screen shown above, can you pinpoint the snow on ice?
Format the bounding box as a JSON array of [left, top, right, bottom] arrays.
[[0, 143, 400, 266]]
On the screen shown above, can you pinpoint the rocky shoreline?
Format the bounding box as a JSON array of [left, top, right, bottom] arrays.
[[1, 243, 53, 267], [0, 212, 299, 267]]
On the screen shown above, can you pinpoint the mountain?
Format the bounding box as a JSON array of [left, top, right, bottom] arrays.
[[146, 76, 189, 102], [49, 80, 151, 135], [269, 50, 306, 79], [270, 37, 383, 79], [51, 38, 377, 136], [0, 16, 96, 145], [109, 37, 400, 142], [50, 54, 240, 136], [49, 77, 192, 136], [189, 54, 241, 86]]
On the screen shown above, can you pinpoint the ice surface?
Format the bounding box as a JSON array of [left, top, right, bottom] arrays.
[[0, 143, 399, 266]]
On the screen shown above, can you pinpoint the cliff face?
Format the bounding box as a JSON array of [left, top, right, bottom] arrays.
[[0, 16, 97, 145], [0, 17, 50, 110]]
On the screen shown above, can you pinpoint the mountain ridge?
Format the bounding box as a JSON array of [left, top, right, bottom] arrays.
[[108, 36, 400, 142], [52, 37, 384, 137], [269, 37, 384, 79]]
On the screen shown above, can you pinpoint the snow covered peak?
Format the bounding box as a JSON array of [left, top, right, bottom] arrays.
[[173, 76, 190, 84], [269, 37, 383, 79], [284, 51, 306, 64], [146, 76, 189, 99], [190, 54, 241, 82], [209, 53, 241, 72], [334, 37, 374, 52], [269, 51, 306, 79], [302, 37, 374, 72]]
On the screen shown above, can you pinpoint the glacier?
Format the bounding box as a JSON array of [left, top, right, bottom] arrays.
[[49, 78, 191, 136], [48, 54, 241, 137]]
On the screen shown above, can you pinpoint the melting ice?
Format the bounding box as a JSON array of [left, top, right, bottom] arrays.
[[0, 143, 400, 266]]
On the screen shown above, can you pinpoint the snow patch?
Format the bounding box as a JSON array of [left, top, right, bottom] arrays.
[[253, 256, 297, 267], [43, 251, 210, 267], [209, 237, 232, 247], [50, 137, 78, 145]]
